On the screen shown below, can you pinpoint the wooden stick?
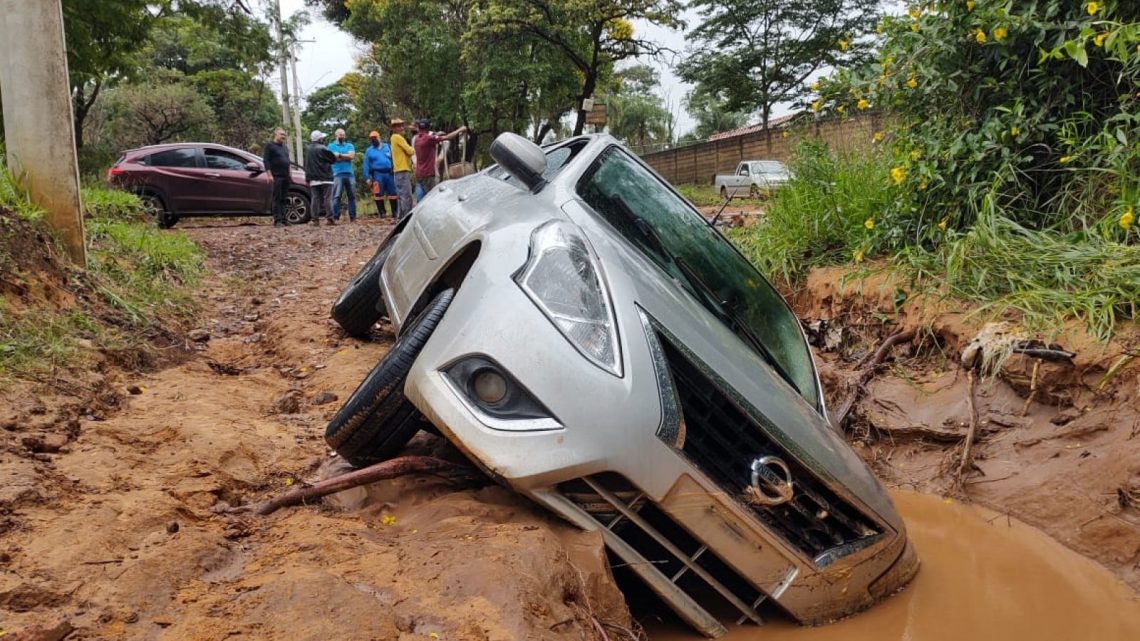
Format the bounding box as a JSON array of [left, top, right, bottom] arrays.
[[954, 371, 980, 490], [832, 329, 916, 432], [227, 456, 484, 516], [1020, 359, 1041, 417]]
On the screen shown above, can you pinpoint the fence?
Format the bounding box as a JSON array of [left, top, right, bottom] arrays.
[[638, 113, 886, 185]]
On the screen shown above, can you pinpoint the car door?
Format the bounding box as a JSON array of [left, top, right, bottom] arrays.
[[142, 147, 204, 213], [200, 147, 270, 214], [732, 163, 751, 197]]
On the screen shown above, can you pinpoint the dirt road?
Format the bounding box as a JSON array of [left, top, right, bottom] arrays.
[[1, 219, 628, 640]]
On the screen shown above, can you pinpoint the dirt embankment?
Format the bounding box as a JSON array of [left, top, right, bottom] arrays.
[[797, 265, 1140, 591], [1, 219, 629, 640]]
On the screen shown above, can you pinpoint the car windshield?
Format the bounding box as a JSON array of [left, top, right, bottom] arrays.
[[578, 146, 819, 409], [754, 161, 788, 176], [490, 139, 588, 186]]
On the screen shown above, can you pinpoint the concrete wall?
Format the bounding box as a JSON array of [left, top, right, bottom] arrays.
[[641, 114, 886, 185]]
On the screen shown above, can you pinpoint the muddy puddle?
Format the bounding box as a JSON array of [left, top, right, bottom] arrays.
[[649, 491, 1140, 640]]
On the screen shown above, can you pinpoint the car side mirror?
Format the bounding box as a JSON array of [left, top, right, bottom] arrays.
[[244, 162, 263, 174], [490, 132, 547, 192]]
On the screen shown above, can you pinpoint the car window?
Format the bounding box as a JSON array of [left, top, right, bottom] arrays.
[[737, 165, 749, 176], [577, 146, 819, 408], [756, 161, 788, 175], [146, 148, 199, 168], [204, 148, 249, 171]]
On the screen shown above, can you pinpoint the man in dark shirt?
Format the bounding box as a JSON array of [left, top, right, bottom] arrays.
[[304, 130, 337, 226], [262, 128, 291, 227], [412, 119, 467, 197]]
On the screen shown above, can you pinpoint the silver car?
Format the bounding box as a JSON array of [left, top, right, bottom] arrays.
[[326, 133, 917, 637]]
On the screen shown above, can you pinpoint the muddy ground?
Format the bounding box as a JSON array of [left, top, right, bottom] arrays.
[[2, 216, 1138, 640]]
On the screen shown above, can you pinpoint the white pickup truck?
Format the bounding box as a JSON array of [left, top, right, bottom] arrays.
[[714, 160, 791, 199]]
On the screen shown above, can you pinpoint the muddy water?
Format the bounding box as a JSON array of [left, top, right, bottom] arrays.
[[651, 491, 1140, 640]]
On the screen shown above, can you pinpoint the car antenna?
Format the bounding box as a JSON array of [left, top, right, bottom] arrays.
[[709, 194, 733, 227]]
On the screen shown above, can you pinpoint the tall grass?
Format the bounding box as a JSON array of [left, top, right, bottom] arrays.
[[729, 139, 892, 284]]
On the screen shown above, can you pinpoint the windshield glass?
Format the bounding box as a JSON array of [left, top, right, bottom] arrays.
[[577, 146, 819, 408], [755, 161, 788, 175]]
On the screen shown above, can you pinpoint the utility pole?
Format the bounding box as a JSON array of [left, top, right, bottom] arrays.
[[289, 49, 305, 165], [0, 0, 86, 265], [272, 0, 299, 164]]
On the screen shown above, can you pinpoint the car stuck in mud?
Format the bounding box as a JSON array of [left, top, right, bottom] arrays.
[[325, 133, 918, 637]]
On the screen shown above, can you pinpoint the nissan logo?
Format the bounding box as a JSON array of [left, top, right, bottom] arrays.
[[749, 456, 794, 506]]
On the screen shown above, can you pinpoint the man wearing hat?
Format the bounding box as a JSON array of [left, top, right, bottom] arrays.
[[363, 130, 398, 218], [304, 130, 338, 226], [389, 118, 416, 219]]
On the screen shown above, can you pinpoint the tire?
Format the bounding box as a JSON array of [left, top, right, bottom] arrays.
[[325, 288, 454, 467], [140, 193, 177, 229], [331, 231, 399, 337], [285, 190, 311, 224], [749, 184, 761, 199], [719, 185, 729, 200]]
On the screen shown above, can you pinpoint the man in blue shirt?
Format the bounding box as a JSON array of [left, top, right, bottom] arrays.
[[363, 130, 397, 218], [327, 128, 357, 222]]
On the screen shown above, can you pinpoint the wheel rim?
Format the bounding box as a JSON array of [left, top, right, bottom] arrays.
[[750, 185, 759, 198], [285, 194, 307, 224], [140, 195, 163, 220]]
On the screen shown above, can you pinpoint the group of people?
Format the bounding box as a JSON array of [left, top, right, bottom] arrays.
[[260, 119, 466, 227]]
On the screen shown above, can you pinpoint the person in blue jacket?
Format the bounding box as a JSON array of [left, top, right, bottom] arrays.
[[363, 130, 398, 218], [327, 128, 357, 222]]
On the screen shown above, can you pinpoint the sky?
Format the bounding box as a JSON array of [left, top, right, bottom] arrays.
[[274, 0, 735, 137]]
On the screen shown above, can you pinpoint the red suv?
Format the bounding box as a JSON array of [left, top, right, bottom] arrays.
[[107, 143, 311, 228]]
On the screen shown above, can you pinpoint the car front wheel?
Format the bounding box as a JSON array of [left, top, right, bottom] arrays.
[[285, 191, 311, 224], [331, 229, 400, 337], [325, 288, 454, 467]]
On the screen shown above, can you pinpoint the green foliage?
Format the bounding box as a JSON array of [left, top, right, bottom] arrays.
[[674, 183, 723, 207], [104, 71, 217, 147], [81, 188, 145, 222], [684, 87, 749, 140], [302, 82, 356, 133], [606, 65, 673, 149], [0, 310, 102, 378], [729, 140, 893, 283], [678, 0, 881, 128], [0, 161, 45, 222], [818, 1, 1140, 244]]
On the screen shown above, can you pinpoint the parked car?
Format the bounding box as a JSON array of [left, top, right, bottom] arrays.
[[326, 134, 917, 637], [106, 142, 311, 228], [714, 160, 791, 199]]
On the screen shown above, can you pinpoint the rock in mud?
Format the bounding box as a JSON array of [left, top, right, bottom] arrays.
[[269, 390, 303, 414], [188, 329, 211, 342], [311, 391, 338, 406]]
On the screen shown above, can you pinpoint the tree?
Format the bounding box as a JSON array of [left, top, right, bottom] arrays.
[[301, 82, 356, 134], [468, 0, 683, 135], [677, 0, 880, 131], [684, 86, 748, 140], [105, 73, 215, 147], [605, 64, 672, 149]]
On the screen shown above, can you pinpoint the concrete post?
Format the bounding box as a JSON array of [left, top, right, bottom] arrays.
[[0, 0, 87, 266], [273, 0, 296, 163]]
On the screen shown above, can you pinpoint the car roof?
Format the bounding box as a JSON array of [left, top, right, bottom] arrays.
[[124, 142, 255, 157]]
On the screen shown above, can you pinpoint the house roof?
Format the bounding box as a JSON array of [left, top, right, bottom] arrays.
[[708, 112, 803, 141]]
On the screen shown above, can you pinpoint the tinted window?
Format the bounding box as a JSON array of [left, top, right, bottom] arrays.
[[493, 139, 588, 185], [146, 148, 198, 168], [204, 148, 249, 171], [578, 147, 818, 408]]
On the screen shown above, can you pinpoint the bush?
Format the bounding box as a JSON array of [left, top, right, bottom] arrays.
[[817, 1, 1139, 245], [82, 187, 146, 222], [729, 139, 892, 283]]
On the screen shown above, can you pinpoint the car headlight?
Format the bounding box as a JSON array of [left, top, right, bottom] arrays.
[[515, 220, 622, 377]]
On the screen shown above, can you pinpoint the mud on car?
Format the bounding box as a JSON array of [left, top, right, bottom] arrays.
[[326, 133, 918, 637]]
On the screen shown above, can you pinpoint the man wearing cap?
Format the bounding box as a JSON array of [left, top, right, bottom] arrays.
[[389, 119, 416, 219], [304, 130, 337, 226], [413, 119, 467, 198], [327, 128, 358, 222], [363, 130, 397, 218]]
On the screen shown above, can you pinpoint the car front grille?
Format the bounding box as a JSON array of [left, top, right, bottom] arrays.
[[557, 473, 772, 628], [656, 335, 882, 563]]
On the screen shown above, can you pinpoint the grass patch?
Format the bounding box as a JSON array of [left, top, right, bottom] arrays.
[[675, 182, 767, 208], [0, 307, 102, 377], [0, 164, 45, 222], [82, 187, 146, 222]]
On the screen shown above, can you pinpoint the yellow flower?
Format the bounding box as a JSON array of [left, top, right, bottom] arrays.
[[1059, 155, 1074, 163], [1010, 126, 1020, 137], [839, 39, 850, 51], [864, 218, 875, 230], [812, 99, 823, 112], [873, 131, 885, 143], [782, 130, 789, 138], [837, 104, 846, 114], [1094, 32, 1107, 47], [811, 81, 822, 91], [994, 26, 1008, 42], [853, 249, 865, 263], [908, 6, 922, 20], [857, 99, 870, 111], [891, 166, 907, 184], [967, 0, 976, 10], [381, 514, 397, 526], [1121, 207, 1135, 230], [911, 22, 921, 33], [906, 76, 918, 89], [876, 23, 885, 34], [1087, 2, 1099, 15], [938, 218, 948, 231], [919, 180, 929, 191], [975, 29, 987, 44], [910, 150, 921, 161]]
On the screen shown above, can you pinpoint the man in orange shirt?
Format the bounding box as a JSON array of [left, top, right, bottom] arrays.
[[389, 119, 415, 219]]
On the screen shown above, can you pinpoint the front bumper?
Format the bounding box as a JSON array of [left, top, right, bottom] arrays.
[[395, 247, 916, 637]]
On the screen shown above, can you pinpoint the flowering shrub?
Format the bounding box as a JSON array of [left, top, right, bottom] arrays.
[[817, 1, 1139, 248]]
